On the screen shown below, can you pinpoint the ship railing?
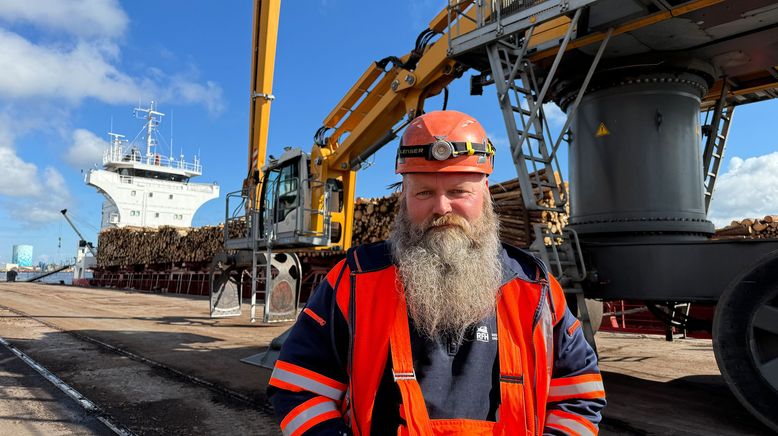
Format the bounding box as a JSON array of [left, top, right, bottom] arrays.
[[92, 271, 209, 295], [103, 148, 203, 173]]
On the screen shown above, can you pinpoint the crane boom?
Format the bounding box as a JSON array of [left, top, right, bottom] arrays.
[[60, 209, 97, 257], [246, 0, 282, 208], [302, 2, 480, 251]]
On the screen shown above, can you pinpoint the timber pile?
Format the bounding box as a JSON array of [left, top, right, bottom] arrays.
[[97, 225, 225, 267], [351, 194, 400, 244], [715, 215, 778, 239], [489, 175, 569, 247], [96, 174, 569, 267]]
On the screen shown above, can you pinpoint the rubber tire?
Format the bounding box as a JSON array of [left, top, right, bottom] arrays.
[[713, 253, 778, 433]]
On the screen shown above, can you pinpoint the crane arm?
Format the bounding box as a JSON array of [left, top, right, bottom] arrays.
[[60, 209, 97, 257], [246, 0, 282, 208], [303, 2, 478, 250], [315, 3, 477, 171]]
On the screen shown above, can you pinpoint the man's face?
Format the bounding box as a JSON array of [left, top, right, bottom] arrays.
[[391, 170, 502, 339], [402, 172, 487, 228]]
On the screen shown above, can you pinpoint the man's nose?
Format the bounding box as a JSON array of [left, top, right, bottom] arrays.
[[431, 194, 452, 216]]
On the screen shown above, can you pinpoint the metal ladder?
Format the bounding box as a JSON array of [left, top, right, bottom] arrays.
[[702, 85, 735, 212], [484, 9, 609, 284], [487, 38, 568, 215]]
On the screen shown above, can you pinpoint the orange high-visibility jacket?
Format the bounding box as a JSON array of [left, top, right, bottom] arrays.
[[269, 242, 606, 435]]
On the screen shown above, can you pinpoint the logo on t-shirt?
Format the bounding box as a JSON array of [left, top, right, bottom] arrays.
[[476, 325, 490, 342]]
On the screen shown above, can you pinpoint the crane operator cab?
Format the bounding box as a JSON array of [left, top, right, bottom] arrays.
[[216, 147, 343, 323], [256, 147, 340, 249]]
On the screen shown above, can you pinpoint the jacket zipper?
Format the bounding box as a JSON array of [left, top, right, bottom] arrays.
[[498, 252, 550, 436], [530, 257, 550, 436]]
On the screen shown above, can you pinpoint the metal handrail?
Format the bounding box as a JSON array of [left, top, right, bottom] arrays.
[[223, 176, 333, 247], [103, 148, 202, 173], [265, 176, 332, 242]]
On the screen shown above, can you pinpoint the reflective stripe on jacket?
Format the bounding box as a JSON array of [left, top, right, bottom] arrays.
[[268, 241, 606, 435]]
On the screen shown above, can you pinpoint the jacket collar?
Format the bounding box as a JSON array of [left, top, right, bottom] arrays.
[[499, 243, 548, 286]]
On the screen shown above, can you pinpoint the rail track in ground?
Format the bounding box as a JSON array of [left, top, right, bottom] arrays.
[[0, 282, 283, 435], [0, 304, 280, 435]]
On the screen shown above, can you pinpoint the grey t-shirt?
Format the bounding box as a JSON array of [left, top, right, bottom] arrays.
[[371, 313, 500, 434]]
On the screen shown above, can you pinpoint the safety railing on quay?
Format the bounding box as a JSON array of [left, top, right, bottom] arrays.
[[90, 271, 211, 296]]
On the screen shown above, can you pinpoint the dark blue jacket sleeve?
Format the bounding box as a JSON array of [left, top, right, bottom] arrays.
[[543, 308, 607, 436], [268, 260, 351, 435]]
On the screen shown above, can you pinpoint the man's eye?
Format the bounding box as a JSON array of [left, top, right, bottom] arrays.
[[416, 191, 432, 198]]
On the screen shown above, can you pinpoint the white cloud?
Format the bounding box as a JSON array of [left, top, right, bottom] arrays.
[[166, 78, 225, 116], [0, 26, 224, 114], [0, 147, 41, 196], [708, 152, 778, 227], [543, 102, 566, 126], [0, 0, 224, 225], [0, 130, 74, 223], [6, 166, 72, 224], [0, 29, 145, 103], [65, 129, 108, 168], [0, 0, 128, 38], [43, 167, 71, 200]]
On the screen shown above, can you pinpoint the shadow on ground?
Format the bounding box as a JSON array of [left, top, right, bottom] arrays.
[[601, 371, 774, 435]]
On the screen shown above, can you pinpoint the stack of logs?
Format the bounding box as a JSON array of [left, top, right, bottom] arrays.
[[97, 225, 225, 267], [715, 216, 778, 239], [351, 194, 400, 244], [489, 176, 569, 247], [96, 174, 569, 268]]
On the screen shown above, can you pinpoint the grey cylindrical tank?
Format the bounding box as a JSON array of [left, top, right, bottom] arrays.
[[566, 73, 715, 236]]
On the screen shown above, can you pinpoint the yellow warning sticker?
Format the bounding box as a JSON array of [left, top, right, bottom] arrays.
[[596, 122, 610, 137]]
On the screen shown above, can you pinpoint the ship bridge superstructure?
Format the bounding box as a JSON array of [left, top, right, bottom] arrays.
[[86, 102, 219, 229]]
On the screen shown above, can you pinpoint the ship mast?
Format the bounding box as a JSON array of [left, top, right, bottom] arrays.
[[133, 101, 165, 165]]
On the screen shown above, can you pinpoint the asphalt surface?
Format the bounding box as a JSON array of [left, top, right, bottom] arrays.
[[0, 282, 775, 435], [0, 340, 115, 435]]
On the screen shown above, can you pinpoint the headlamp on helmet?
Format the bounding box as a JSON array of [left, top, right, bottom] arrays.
[[430, 140, 454, 161]]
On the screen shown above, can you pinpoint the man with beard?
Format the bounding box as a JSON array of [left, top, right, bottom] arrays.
[[269, 110, 606, 435]]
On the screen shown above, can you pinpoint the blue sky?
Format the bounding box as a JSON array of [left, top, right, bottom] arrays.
[[0, 0, 776, 265]]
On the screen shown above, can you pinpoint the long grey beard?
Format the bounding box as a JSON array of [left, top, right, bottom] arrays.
[[389, 194, 503, 340]]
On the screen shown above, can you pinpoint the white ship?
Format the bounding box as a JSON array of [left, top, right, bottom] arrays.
[[86, 102, 220, 229]]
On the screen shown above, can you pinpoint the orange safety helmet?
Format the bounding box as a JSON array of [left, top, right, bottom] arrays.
[[395, 110, 495, 175]]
